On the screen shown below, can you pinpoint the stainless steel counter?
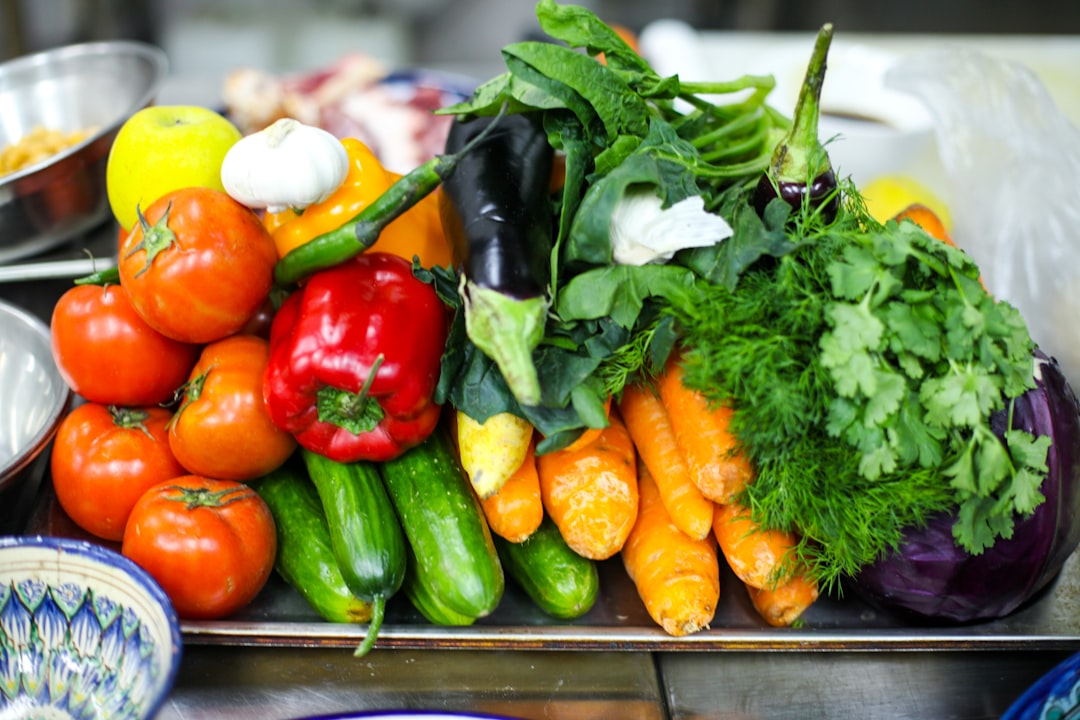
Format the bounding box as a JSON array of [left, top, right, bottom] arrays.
[[149, 645, 1073, 719], [659, 650, 1074, 719], [157, 647, 666, 719]]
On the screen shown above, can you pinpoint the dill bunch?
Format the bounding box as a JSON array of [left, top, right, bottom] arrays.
[[670, 199, 1045, 592]]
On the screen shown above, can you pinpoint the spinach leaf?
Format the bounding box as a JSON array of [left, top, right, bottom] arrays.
[[504, 41, 649, 141], [557, 264, 701, 329], [564, 119, 708, 266], [535, 0, 652, 74]]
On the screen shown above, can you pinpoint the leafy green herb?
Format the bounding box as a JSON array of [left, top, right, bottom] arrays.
[[671, 193, 1046, 588], [430, 1, 1051, 587]]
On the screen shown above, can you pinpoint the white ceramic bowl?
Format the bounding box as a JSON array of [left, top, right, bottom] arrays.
[[0, 535, 182, 719]]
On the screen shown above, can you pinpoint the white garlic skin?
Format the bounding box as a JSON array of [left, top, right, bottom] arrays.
[[221, 117, 349, 214]]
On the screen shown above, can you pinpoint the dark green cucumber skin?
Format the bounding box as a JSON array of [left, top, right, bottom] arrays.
[[379, 428, 504, 619], [301, 449, 406, 603], [253, 465, 373, 624], [495, 517, 599, 620]]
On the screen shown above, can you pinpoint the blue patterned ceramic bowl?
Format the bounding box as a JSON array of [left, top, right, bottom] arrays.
[[1002, 651, 1080, 720], [0, 535, 182, 719]]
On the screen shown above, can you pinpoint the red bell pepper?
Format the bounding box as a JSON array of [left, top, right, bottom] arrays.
[[264, 252, 448, 462]]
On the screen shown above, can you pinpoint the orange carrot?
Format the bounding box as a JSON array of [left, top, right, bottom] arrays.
[[622, 463, 720, 637], [893, 203, 955, 247], [712, 501, 800, 590], [618, 382, 714, 540], [537, 411, 639, 560], [480, 438, 544, 544], [746, 572, 819, 627], [658, 356, 754, 504]]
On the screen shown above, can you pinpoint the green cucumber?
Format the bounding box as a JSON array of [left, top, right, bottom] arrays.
[[403, 546, 476, 626], [495, 516, 599, 620], [379, 427, 504, 619], [302, 448, 407, 656], [252, 464, 373, 625]]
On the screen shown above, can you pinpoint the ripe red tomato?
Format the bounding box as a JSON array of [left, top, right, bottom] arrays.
[[168, 334, 296, 481], [50, 283, 200, 405], [118, 187, 278, 344], [50, 403, 186, 541], [122, 476, 277, 620]]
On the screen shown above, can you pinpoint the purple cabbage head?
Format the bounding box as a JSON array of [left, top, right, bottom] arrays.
[[853, 351, 1080, 623]]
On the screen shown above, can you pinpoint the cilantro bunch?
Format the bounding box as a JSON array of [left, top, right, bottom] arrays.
[[674, 195, 1050, 589]]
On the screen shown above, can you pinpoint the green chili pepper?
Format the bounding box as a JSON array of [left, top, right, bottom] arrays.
[[74, 265, 121, 286], [273, 106, 508, 287]]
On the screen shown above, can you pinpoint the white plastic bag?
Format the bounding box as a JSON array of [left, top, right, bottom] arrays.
[[885, 49, 1080, 387]]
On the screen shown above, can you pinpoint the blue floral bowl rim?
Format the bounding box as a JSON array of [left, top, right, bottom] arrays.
[[0, 534, 183, 717], [1001, 650, 1080, 720]]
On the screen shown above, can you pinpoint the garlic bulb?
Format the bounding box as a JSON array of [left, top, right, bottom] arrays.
[[609, 188, 733, 265], [221, 117, 348, 214]]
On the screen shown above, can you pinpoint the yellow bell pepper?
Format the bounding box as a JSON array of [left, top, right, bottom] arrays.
[[263, 137, 452, 269], [380, 169, 454, 271]]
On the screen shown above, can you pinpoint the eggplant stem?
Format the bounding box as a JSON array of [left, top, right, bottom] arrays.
[[770, 24, 834, 183]]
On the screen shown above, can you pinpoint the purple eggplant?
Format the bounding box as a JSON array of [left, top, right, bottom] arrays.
[[753, 24, 840, 222], [438, 111, 554, 407], [853, 350, 1080, 623]]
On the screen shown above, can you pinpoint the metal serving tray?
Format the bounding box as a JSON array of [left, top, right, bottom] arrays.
[[21, 474, 1080, 654], [185, 550, 1080, 653]]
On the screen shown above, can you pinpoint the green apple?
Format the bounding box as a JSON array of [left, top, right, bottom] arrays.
[[106, 105, 243, 231]]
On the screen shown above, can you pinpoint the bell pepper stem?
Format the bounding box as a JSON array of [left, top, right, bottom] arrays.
[[315, 355, 386, 434], [461, 278, 548, 408]]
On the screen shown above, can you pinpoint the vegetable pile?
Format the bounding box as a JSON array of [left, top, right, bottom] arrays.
[[40, 0, 1080, 647]]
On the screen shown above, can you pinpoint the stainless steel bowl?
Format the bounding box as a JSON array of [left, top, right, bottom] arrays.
[[0, 40, 168, 263], [0, 297, 71, 495]]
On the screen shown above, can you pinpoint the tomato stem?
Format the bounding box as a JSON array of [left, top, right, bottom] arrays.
[[164, 485, 257, 510], [126, 201, 178, 278], [169, 369, 211, 430], [108, 405, 154, 438]]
